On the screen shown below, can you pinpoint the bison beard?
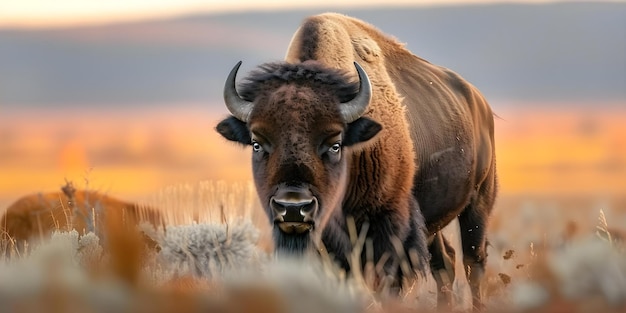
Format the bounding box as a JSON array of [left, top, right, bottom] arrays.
[[272, 227, 313, 257]]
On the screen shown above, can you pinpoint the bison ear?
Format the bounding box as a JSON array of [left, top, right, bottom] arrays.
[[344, 117, 382, 147], [215, 116, 251, 145]]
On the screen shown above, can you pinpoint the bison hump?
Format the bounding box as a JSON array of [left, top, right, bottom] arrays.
[[352, 37, 381, 63]]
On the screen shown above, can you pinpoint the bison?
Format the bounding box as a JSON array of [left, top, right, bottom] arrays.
[[216, 13, 497, 309], [1, 185, 163, 255]]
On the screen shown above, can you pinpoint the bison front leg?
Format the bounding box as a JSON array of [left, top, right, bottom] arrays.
[[428, 231, 456, 309], [458, 169, 496, 312], [358, 206, 428, 295], [458, 206, 489, 312]]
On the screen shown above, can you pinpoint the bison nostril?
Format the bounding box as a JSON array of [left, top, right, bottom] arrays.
[[270, 197, 287, 222], [270, 196, 318, 224], [300, 198, 318, 223]]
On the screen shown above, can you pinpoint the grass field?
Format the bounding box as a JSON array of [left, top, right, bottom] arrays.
[[1, 180, 624, 312]]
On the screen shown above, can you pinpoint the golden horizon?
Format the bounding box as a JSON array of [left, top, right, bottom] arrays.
[[1, 105, 625, 210]]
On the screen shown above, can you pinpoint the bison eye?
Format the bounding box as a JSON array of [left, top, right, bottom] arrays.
[[328, 143, 341, 154], [252, 141, 264, 153]]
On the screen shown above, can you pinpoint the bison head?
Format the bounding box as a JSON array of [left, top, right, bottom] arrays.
[[216, 61, 381, 254]]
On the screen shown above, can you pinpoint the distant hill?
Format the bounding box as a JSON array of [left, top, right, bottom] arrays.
[[0, 2, 624, 109]]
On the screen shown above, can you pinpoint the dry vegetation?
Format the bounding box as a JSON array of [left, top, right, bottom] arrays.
[[1, 181, 625, 313]]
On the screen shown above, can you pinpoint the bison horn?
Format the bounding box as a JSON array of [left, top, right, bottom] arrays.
[[223, 61, 254, 122], [340, 62, 372, 123]]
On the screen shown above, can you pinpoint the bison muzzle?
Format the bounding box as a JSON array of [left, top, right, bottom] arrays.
[[270, 184, 318, 235]]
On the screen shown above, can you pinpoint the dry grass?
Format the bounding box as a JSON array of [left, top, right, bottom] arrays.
[[1, 181, 625, 313]]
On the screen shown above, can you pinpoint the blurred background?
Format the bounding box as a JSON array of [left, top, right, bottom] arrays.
[[1, 1, 625, 234]]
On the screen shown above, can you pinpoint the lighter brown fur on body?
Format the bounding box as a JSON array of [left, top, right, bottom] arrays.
[[286, 13, 417, 226]]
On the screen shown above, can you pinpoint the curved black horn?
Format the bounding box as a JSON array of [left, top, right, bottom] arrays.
[[340, 62, 372, 123], [223, 61, 254, 122]]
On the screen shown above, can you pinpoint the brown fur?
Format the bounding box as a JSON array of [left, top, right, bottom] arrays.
[[285, 15, 429, 292], [286, 14, 422, 232], [286, 13, 497, 310], [218, 17, 429, 294], [1, 189, 163, 253], [217, 13, 497, 306], [287, 13, 495, 219]]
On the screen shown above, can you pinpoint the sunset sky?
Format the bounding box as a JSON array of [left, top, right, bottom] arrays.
[[0, 0, 612, 28]]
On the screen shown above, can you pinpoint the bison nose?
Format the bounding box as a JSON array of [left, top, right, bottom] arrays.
[[270, 196, 318, 223], [270, 190, 318, 234]]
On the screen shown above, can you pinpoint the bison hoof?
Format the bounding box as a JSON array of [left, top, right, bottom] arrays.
[[277, 222, 313, 234]]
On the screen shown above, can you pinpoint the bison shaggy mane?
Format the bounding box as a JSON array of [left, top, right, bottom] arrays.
[[237, 61, 360, 104]]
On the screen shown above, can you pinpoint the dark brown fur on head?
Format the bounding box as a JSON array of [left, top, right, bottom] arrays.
[[216, 61, 381, 149], [216, 60, 383, 261], [237, 60, 359, 104]]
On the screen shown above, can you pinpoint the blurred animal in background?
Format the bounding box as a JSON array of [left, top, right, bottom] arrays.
[[216, 12, 497, 309], [0, 181, 164, 255]]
